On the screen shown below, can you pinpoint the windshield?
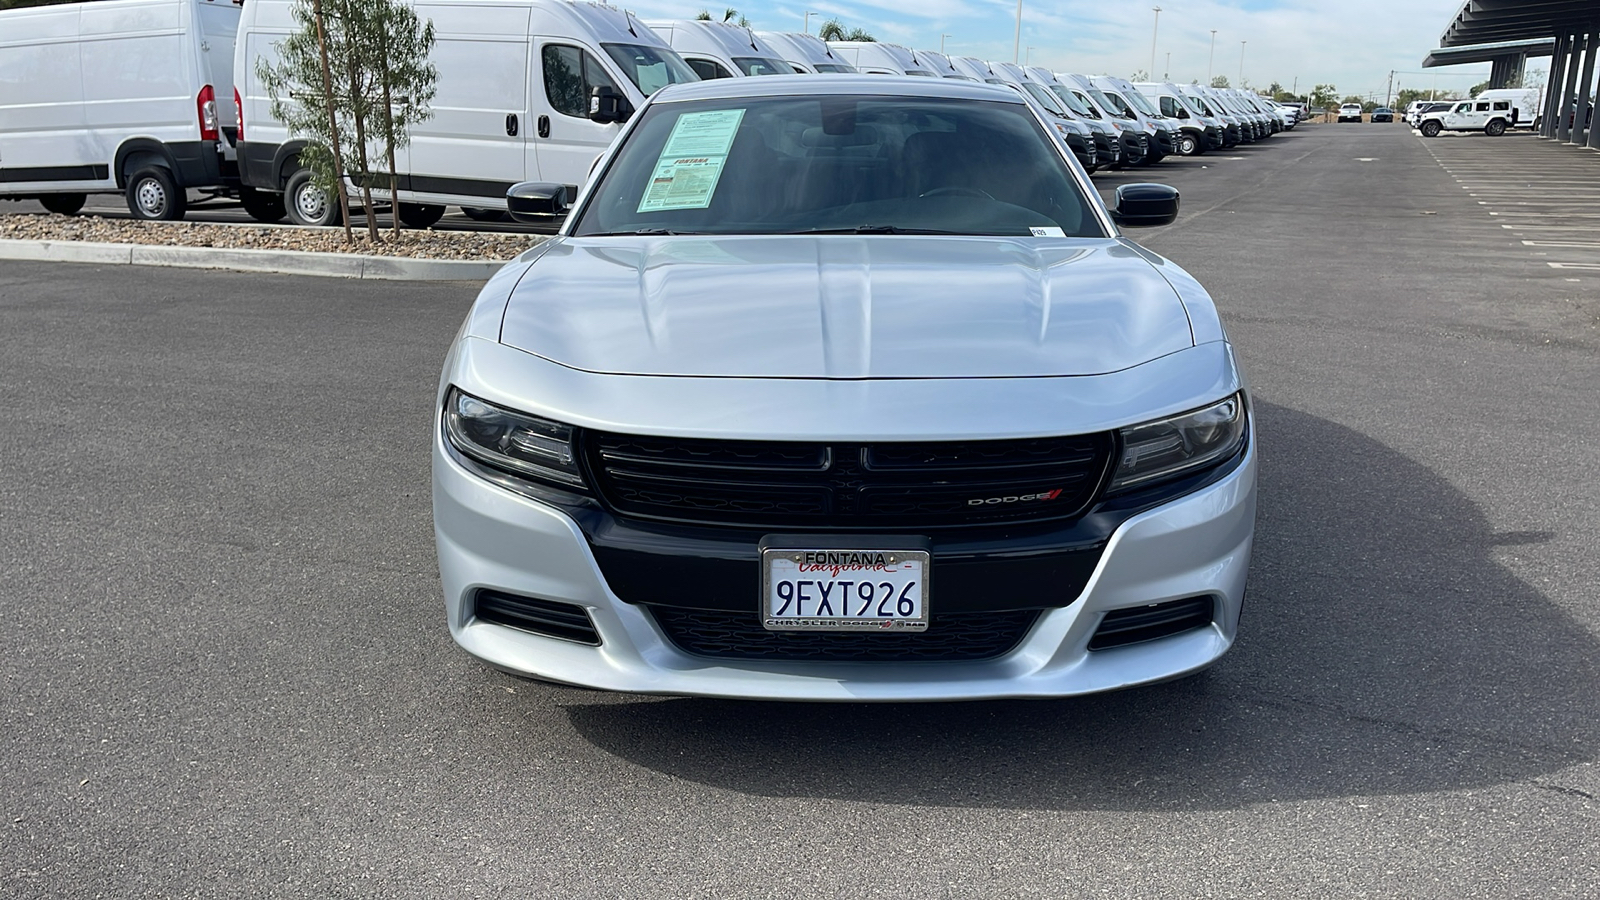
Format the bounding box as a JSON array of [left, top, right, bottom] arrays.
[[1047, 85, 1092, 117], [1089, 88, 1134, 119], [1120, 88, 1160, 117], [903, 70, 938, 77], [733, 57, 793, 76], [1021, 82, 1070, 116], [572, 95, 1102, 239], [602, 44, 699, 95], [814, 63, 855, 74]]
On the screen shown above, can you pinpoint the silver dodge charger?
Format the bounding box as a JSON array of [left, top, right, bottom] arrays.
[[432, 76, 1256, 700]]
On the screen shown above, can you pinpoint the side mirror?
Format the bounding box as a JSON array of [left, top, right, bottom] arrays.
[[588, 85, 633, 124], [1176, 108, 1190, 119], [1111, 183, 1179, 228], [506, 182, 573, 221]]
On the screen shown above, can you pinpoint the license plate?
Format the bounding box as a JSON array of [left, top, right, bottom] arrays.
[[762, 548, 930, 632]]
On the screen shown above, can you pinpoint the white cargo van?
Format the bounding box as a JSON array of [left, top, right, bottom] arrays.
[[646, 20, 791, 80], [756, 31, 855, 74], [237, 0, 698, 226], [825, 42, 938, 77], [913, 50, 972, 80], [0, 0, 242, 220], [1134, 81, 1223, 154]]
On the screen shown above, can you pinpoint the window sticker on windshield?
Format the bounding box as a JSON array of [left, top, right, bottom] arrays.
[[637, 108, 745, 213], [1030, 226, 1066, 237]]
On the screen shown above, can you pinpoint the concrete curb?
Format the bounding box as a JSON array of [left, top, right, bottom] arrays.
[[0, 238, 519, 281]]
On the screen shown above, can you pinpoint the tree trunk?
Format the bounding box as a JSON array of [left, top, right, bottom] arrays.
[[310, 0, 352, 242], [343, 47, 379, 242], [379, 20, 400, 239]]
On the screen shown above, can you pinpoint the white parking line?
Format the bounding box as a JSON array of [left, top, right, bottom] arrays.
[[1522, 240, 1600, 248]]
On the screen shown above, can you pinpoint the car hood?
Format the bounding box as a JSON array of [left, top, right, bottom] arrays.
[[497, 235, 1195, 379]]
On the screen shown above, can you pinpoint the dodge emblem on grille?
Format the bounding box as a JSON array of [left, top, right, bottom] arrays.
[[967, 489, 1064, 507]]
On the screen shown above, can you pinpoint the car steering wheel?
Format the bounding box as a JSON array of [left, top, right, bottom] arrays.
[[919, 187, 994, 200]]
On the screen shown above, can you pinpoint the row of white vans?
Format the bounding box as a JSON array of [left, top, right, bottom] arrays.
[[0, 0, 1301, 226]]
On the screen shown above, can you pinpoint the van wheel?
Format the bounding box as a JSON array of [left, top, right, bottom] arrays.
[[126, 167, 186, 221], [39, 193, 87, 215], [1420, 120, 1442, 138], [1486, 119, 1506, 136], [461, 207, 509, 222], [397, 203, 446, 228], [285, 169, 342, 227], [240, 187, 286, 223], [1177, 134, 1199, 156]]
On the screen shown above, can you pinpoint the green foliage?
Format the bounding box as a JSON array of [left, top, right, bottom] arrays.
[[1308, 84, 1338, 108], [1469, 80, 1490, 98], [817, 17, 873, 41], [1209, 75, 1229, 88], [258, 0, 435, 241], [694, 10, 711, 20]]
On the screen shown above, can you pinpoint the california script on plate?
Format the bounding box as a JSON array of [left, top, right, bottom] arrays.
[[761, 548, 930, 633]]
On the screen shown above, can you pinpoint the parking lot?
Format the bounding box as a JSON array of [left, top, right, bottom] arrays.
[[3, 124, 1599, 897]]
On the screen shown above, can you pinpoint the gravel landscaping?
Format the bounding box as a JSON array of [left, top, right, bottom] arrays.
[[0, 212, 544, 260]]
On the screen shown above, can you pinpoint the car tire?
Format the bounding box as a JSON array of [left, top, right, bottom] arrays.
[[240, 187, 286, 224], [397, 203, 447, 229], [125, 166, 187, 221], [285, 168, 343, 227], [461, 207, 509, 222], [1421, 120, 1442, 138], [1176, 134, 1199, 156], [1486, 119, 1506, 137], [39, 193, 87, 215]]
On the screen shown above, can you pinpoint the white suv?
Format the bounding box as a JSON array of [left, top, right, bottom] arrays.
[[1337, 104, 1363, 123], [1418, 98, 1514, 137]]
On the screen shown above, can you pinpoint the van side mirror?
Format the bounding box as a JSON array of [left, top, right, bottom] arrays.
[[506, 182, 572, 221], [1111, 183, 1179, 227], [1176, 108, 1190, 119], [589, 85, 633, 124]]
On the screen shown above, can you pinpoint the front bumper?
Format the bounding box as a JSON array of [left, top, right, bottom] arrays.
[[433, 412, 1257, 702]]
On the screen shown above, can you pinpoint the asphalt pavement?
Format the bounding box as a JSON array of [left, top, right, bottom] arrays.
[[3, 123, 1599, 898]]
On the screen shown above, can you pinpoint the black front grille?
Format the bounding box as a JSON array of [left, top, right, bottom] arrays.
[[474, 590, 601, 645], [651, 608, 1039, 662], [584, 431, 1113, 529], [1088, 596, 1214, 651]]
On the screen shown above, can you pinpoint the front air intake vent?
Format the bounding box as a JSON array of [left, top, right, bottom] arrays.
[[474, 590, 600, 645], [1088, 596, 1215, 651]]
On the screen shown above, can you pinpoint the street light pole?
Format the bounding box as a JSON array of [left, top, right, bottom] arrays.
[[1165, 52, 1171, 81], [803, 10, 818, 33], [1238, 40, 1246, 86], [1026, 46, 1038, 66], [1208, 30, 1217, 83], [1013, 0, 1022, 64], [941, 34, 950, 54], [1149, 7, 1161, 81]]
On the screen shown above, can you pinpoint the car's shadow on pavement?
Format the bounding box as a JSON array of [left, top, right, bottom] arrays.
[[558, 401, 1598, 811]]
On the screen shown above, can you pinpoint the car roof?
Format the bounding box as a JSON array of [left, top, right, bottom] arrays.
[[650, 73, 1026, 103]]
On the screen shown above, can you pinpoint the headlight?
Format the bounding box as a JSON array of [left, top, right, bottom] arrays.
[[1107, 394, 1246, 493], [443, 388, 585, 488]]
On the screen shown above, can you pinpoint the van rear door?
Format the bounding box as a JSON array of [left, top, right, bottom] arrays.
[[193, 0, 240, 134], [402, 4, 530, 206]]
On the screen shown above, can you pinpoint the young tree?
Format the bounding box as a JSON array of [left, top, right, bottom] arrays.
[[818, 18, 873, 41], [258, 0, 355, 241], [367, 0, 436, 239], [1309, 84, 1338, 109], [1210, 75, 1229, 88], [259, 0, 436, 242]]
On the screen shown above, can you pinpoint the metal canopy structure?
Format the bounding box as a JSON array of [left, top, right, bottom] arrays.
[[1423, 37, 1554, 68], [1440, 0, 1600, 47], [1429, 0, 1600, 148]]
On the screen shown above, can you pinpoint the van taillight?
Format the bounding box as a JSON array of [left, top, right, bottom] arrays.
[[233, 87, 244, 141], [197, 84, 219, 142]]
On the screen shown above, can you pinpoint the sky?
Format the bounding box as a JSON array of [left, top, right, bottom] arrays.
[[619, 0, 1504, 101]]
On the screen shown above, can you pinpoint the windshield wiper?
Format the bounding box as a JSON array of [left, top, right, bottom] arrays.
[[780, 225, 968, 235], [584, 227, 707, 236]]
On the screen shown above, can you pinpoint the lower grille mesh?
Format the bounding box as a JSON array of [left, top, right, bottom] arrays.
[[475, 590, 601, 645], [1088, 596, 1214, 651], [651, 608, 1039, 662]]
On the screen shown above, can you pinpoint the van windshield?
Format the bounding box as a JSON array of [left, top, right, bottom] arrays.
[[1049, 86, 1095, 117], [602, 44, 700, 95], [1120, 88, 1159, 117], [1090, 89, 1133, 118], [572, 95, 1102, 238], [1021, 83, 1070, 116], [733, 57, 793, 76]]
